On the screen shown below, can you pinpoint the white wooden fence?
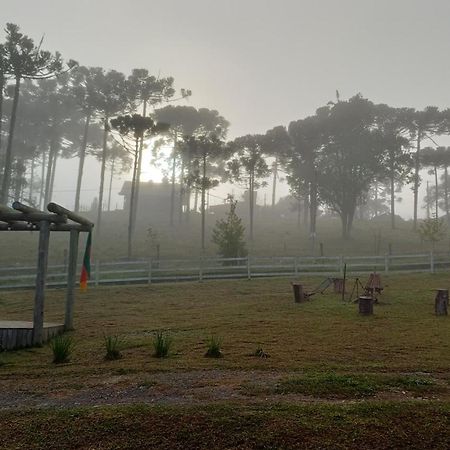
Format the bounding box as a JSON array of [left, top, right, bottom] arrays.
[[0, 252, 448, 290]]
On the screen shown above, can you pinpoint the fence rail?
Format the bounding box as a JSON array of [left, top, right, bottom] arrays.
[[0, 252, 449, 290]]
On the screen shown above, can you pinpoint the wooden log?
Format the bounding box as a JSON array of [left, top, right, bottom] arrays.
[[0, 222, 91, 232], [358, 296, 374, 315], [333, 278, 345, 294], [47, 202, 94, 227], [65, 229, 79, 330], [12, 201, 43, 214], [292, 282, 305, 303], [32, 220, 51, 346], [435, 289, 448, 316], [0, 211, 67, 223]]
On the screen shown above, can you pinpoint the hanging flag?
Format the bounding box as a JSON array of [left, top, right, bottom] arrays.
[[80, 231, 92, 290]]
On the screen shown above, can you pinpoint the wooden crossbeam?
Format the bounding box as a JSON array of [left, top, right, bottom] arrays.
[[47, 202, 93, 227], [0, 222, 91, 232]]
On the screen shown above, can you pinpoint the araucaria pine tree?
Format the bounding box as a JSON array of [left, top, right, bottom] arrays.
[[212, 197, 247, 260]]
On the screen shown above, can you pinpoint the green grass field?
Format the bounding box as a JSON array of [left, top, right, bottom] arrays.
[[1, 274, 450, 448]]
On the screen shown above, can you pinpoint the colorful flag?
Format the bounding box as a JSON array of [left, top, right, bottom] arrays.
[[80, 231, 92, 290]]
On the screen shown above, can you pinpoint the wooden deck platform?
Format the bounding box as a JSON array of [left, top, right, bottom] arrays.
[[0, 321, 64, 350]]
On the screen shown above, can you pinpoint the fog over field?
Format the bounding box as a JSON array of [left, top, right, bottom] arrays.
[[2, 1, 450, 218]]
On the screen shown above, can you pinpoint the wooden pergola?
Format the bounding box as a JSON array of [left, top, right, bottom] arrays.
[[0, 201, 93, 347]]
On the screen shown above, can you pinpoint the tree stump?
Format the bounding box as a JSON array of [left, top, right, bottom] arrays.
[[435, 289, 448, 316], [358, 296, 373, 315], [333, 278, 345, 294], [292, 283, 305, 303]]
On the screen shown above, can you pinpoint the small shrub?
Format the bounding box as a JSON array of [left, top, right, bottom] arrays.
[[253, 347, 270, 358], [152, 331, 172, 358], [104, 335, 124, 361], [50, 334, 74, 364], [205, 335, 223, 358]]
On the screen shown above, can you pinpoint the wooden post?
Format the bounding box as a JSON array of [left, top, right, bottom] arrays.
[[95, 259, 100, 287], [247, 255, 251, 280], [64, 229, 79, 330], [342, 263, 347, 302], [33, 220, 51, 345], [292, 282, 305, 303], [320, 242, 324, 257], [148, 258, 152, 285], [199, 258, 203, 282], [358, 296, 373, 315], [435, 289, 448, 316]]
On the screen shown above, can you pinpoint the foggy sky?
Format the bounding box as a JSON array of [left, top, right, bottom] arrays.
[[2, 0, 450, 216]]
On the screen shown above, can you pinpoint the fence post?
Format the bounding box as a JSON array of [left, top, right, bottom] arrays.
[[384, 254, 389, 274], [148, 258, 152, 285], [430, 251, 435, 273], [95, 259, 100, 287], [247, 255, 251, 280], [339, 256, 344, 276], [199, 257, 203, 282]]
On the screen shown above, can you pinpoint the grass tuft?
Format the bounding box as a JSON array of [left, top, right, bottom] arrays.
[[50, 334, 74, 364], [103, 335, 124, 361], [205, 335, 223, 358], [152, 331, 172, 358]]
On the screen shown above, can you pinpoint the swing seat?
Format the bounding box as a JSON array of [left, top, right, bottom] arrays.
[[364, 273, 383, 300]]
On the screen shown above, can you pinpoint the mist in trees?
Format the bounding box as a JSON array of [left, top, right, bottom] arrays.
[[1, 21, 449, 258]]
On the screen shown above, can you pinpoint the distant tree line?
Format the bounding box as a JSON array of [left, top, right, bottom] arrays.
[[2, 23, 450, 255]]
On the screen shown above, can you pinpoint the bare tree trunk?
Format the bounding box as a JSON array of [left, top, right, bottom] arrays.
[[445, 166, 449, 224], [44, 136, 57, 206], [39, 152, 47, 209], [0, 72, 4, 157], [374, 180, 378, 218], [426, 181, 430, 219], [271, 156, 278, 208], [309, 174, 318, 237], [96, 120, 109, 242], [194, 188, 199, 212], [201, 152, 206, 253], [127, 138, 139, 259], [107, 156, 115, 212], [133, 100, 147, 228], [1, 76, 20, 204], [434, 164, 439, 219], [13, 158, 25, 201], [249, 172, 254, 241], [28, 155, 35, 205], [390, 174, 395, 229], [413, 133, 421, 230], [178, 158, 184, 224], [74, 113, 91, 212], [170, 133, 177, 226], [49, 149, 58, 201]]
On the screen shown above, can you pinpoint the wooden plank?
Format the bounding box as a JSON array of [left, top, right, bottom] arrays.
[[65, 229, 79, 330], [32, 220, 51, 346]]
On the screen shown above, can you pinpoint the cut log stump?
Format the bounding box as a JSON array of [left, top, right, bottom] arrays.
[[333, 278, 345, 294], [358, 296, 373, 315], [435, 289, 448, 316], [292, 283, 305, 303]]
